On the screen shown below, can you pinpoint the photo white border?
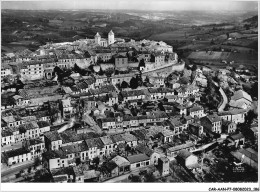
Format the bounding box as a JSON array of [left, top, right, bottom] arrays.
[[1, 0, 259, 191]]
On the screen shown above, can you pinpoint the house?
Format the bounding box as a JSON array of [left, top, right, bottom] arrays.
[[111, 155, 130, 175], [44, 131, 62, 151], [166, 117, 188, 135], [222, 120, 237, 134], [228, 133, 245, 148], [200, 113, 222, 134], [2, 116, 22, 128], [97, 117, 116, 130], [127, 154, 150, 171], [231, 148, 258, 170], [135, 144, 161, 165], [59, 130, 84, 147], [167, 143, 196, 157], [130, 129, 150, 145], [75, 81, 89, 93], [107, 92, 118, 106], [172, 104, 188, 116], [1, 128, 15, 146], [158, 156, 170, 176], [83, 169, 100, 182], [176, 149, 198, 169], [100, 161, 119, 180], [111, 73, 136, 85], [61, 98, 73, 117], [115, 55, 128, 69], [100, 136, 115, 156], [218, 109, 246, 124], [148, 87, 175, 100], [35, 111, 51, 122], [42, 150, 68, 170], [13, 95, 30, 106], [37, 121, 51, 136], [24, 138, 45, 159], [94, 75, 108, 87], [229, 90, 252, 109], [188, 105, 204, 118], [17, 121, 40, 141], [85, 137, 104, 160], [120, 132, 138, 147], [158, 128, 175, 143], [73, 164, 89, 183], [110, 134, 125, 146], [188, 123, 203, 137], [51, 166, 74, 183], [3, 147, 31, 166], [121, 89, 146, 103]]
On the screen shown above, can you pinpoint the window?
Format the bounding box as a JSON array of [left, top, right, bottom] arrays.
[[146, 161, 149, 166], [136, 163, 140, 167]]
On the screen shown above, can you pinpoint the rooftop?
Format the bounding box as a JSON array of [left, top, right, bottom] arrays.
[[126, 154, 150, 164], [44, 131, 62, 142], [4, 148, 30, 158], [231, 90, 252, 103], [177, 149, 194, 160], [230, 133, 245, 140], [135, 144, 154, 157], [111, 155, 130, 166]]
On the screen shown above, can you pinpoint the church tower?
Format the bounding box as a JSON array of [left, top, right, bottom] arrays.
[[108, 30, 115, 45], [95, 32, 101, 45]]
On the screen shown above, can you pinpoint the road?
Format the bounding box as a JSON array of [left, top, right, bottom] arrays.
[[1, 161, 34, 177], [218, 87, 228, 112], [211, 81, 228, 112]]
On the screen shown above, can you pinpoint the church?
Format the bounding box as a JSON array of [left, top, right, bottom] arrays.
[[94, 30, 115, 47]]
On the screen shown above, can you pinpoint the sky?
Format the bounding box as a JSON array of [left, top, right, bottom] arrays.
[[1, 0, 258, 11]]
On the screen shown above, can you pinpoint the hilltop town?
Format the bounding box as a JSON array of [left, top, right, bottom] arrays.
[[1, 14, 258, 183]]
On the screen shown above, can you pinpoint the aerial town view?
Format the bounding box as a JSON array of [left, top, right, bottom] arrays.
[[1, 0, 258, 188]]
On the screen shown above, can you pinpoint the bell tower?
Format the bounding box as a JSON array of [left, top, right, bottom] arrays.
[[108, 30, 115, 45], [95, 32, 101, 45]]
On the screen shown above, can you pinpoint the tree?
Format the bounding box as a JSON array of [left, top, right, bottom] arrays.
[[144, 172, 156, 182], [191, 71, 196, 82], [98, 67, 104, 76], [150, 54, 155, 63], [92, 156, 100, 168], [245, 110, 257, 125], [104, 68, 114, 77], [178, 76, 189, 85], [34, 168, 52, 182], [34, 157, 41, 168], [113, 103, 118, 110], [191, 64, 197, 71], [226, 33, 229, 39], [244, 24, 250, 30], [138, 58, 145, 70], [121, 81, 129, 89], [130, 77, 138, 89], [96, 57, 103, 64], [251, 82, 258, 99]]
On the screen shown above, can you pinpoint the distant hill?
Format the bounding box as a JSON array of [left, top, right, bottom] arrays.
[[243, 15, 258, 25]]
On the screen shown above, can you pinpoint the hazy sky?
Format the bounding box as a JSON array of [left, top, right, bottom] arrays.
[[1, 0, 258, 11]]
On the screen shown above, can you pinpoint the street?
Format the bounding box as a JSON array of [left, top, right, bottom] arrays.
[[1, 160, 34, 178]]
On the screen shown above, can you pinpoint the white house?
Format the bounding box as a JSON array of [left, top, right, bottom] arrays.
[[3, 148, 32, 166], [176, 149, 198, 169], [229, 90, 252, 109], [127, 154, 150, 171]]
